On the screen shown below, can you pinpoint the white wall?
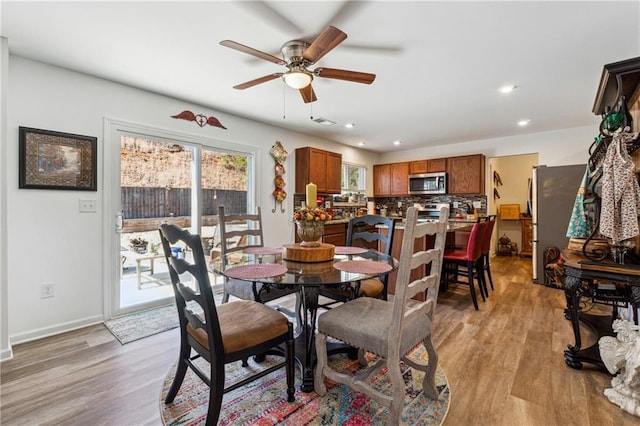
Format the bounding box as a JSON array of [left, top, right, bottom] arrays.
[[1, 53, 607, 359], [1, 37, 11, 360]]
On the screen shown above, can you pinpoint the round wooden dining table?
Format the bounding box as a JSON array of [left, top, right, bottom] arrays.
[[211, 246, 396, 392]]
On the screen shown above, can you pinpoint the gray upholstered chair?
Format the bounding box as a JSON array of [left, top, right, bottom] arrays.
[[218, 206, 297, 304], [314, 206, 448, 425]]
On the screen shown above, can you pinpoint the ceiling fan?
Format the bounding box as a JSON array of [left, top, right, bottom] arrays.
[[220, 26, 376, 103]]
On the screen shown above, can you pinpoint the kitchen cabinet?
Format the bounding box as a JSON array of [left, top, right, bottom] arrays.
[[520, 217, 533, 257], [427, 158, 447, 172], [447, 154, 485, 195], [408, 158, 447, 174], [295, 222, 347, 246], [295, 147, 342, 194], [322, 223, 347, 246], [373, 162, 409, 196], [373, 164, 391, 196], [409, 160, 428, 174]]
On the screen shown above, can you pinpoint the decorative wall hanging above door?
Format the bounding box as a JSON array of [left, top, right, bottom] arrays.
[[171, 110, 227, 129]]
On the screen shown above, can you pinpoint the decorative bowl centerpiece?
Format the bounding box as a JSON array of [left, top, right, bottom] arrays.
[[293, 206, 333, 247]]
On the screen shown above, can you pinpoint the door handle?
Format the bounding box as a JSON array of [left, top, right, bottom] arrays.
[[115, 212, 123, 233]]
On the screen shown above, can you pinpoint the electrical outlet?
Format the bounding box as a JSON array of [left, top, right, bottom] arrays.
[[453, 202, 459, 208], [41, 283, 55, 299], [79, 199, 97, 213], [397, 201, 402, 208]]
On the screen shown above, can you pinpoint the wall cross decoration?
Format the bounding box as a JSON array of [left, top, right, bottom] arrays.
[[171, 110, 227, 129]]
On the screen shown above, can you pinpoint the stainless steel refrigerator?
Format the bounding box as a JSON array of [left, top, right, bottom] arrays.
[[530, 164, 586, 283]]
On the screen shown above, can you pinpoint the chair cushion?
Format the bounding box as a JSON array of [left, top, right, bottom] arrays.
[[357, 278, 384, 297], [323, 278, 384, 299], [318, 297, 432, 358], [443, 249, 469, 262], [187, 300, 289, 353]]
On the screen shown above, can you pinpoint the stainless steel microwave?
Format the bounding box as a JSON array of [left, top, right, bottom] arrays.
[[408, 172, 447, 195]]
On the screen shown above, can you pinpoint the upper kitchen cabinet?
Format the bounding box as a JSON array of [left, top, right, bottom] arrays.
[[295, 147, 342, 194], [447, 154, 486, 195], [408, 158, 447, 175], [426, 158, 447, 172], [374, 162, 409, 196]]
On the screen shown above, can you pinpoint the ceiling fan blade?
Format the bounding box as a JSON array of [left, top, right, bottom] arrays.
[[314, 67, 376, 84], [220, 40, 285, 65], [233, 73, 282, 90], [299, 85, 317, 103], [303, 26, 347, 64]]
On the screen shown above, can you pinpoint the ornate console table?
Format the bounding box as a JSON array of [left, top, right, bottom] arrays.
[[562, 249, 640, 370]]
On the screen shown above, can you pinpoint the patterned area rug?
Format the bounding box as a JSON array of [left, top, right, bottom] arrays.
[[104, 304, 178, 344], [160, 347, 450, 425]]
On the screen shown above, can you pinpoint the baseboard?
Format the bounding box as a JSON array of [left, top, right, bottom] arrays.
[[8, 315, 104, 346], [0, 345, 13, 362]]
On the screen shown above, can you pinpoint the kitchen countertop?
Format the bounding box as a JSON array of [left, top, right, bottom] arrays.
[[327, 216, 483, 228]]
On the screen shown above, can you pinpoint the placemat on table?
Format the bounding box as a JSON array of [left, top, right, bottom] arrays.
[[333, 260, 392, 274], [225, 263, 287, 280], [334, 246, 368, 255]]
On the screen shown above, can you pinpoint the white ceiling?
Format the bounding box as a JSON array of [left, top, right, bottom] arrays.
[[2, 1, 639, 153]]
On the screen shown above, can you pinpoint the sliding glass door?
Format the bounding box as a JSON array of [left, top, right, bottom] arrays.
[[105, 119, 255, 317]]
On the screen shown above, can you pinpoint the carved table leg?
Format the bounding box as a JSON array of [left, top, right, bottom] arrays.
[[298, 286, 319, 393], [564, 274, 584, 369]]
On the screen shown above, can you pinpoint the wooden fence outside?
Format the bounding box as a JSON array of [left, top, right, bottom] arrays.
[[121, 187, 247, 233]]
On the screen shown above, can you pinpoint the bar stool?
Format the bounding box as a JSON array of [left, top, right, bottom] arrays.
[[479, 215, 497, 291], [442, 221, 488, 310]]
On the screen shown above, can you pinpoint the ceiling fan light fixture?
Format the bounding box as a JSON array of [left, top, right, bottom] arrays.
[[283, 70, 313, 89]]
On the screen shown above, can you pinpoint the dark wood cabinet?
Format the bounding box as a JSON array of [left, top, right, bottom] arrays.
[[520, 217, 533, 257], [390, 162, 409, 196], [447, 154, 485, 195], [322, 223, 346, 246], [295, 147, 342, 194], [294, 222, 346, 245], [325, 151, 342, 194], [373, 162, 409, 196], [427, 158, 447, 172], [409, 158, 447, 174], [373, 164, 391, 196], [409, 160, 428, 174]]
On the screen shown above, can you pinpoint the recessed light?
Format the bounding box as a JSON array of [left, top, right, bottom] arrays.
[[345, 123, 355, 129], [357, 142, 365, 146], [498, 84, 517, 94], [393, 140, 402, 146], [518, 119, 530, 127]]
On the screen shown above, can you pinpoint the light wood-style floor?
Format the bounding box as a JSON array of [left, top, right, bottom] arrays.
[[0, 256, 636, 425]]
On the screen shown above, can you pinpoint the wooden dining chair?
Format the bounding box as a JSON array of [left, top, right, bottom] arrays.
[[442, 221, 488, 310], [218, 206, 297, 304], [319, 214, 396, 307], [159, 223, 295, 426], [314, 206, 448, 425]]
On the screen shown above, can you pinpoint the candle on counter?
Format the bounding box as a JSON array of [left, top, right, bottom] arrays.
[[306, 183, 317, 208]]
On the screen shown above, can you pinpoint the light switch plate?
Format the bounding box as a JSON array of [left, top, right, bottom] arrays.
[[473, 201, 482, 208], [79, 199, 97, 213]]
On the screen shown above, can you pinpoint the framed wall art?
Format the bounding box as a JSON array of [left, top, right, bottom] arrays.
[[19, 127, 97, 191]]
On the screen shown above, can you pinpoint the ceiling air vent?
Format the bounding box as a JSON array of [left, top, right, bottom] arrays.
[[312, 117, 336, 126]]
